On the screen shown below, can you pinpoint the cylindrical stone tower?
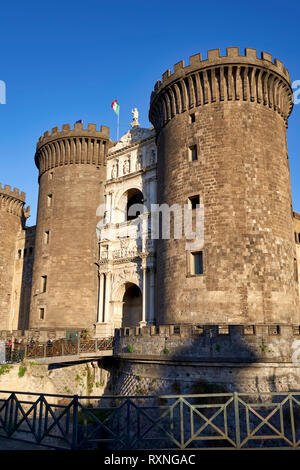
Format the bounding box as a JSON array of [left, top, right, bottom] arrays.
[[0, 184, 26, 330], [29, 122, 113, 329], [149, 47, 299, 325]]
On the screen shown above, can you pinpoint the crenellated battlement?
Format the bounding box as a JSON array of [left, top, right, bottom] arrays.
[[37, 122, 110, 149], [0, 183, 25, 201], [114, 324, 300, 363], [35, 122, 113, 175], [149, 47, 294, 131], [0, 183, 26, 217], [152, 48, 290, 91], [293, 211, 300, 221], [116, 323, 300, 338]]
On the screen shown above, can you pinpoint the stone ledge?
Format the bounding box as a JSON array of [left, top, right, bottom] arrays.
[[115, 355, 300, 368]]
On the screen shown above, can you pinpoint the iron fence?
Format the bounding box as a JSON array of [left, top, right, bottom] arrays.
[[4, 337, 114, 363], [0, 391, 300, 450]]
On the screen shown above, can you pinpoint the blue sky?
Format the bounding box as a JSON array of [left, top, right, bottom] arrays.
[[0, 0, 300, 224]]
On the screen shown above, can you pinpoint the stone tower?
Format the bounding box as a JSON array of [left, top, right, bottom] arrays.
[[29, 122, 112, 329], [149, 47, 298, 325], [0, 184, 26, 330]]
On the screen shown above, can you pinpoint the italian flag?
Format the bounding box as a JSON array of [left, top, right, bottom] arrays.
[[111, 99, 120, 115]]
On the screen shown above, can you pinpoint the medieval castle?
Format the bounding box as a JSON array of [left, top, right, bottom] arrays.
[[1, 47, 300, 393]]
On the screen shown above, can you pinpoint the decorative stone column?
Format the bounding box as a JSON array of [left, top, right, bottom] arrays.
[[148, 267, 156, 325], [97, 272, 105, 323], [104, 272, 111, 324], [140, 263, 147, 327], [95, 271, 113, 338]]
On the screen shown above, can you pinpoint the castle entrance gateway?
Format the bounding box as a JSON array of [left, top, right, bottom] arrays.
[[122, 282, 142, 327], [109, 281, 143, 329]]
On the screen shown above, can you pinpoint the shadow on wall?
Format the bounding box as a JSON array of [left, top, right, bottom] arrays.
[[99, 325, 285, 396], [17, 227, 35, 331]]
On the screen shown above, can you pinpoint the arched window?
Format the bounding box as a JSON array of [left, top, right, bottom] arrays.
[[126, 189, 144, 221]]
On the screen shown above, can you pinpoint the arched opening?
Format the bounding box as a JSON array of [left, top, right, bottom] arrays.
[[122, 283, 142, 327], [126, 189, 144, 221]]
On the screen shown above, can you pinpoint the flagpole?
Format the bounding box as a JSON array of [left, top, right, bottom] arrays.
[[117, 108, 119, 141]]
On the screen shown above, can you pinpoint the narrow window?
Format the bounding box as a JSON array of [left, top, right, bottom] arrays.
[[298, 233, 300, 244], [29, 247, 33, 256], [47, 194, 53, 207], [188, 195, 200, 210], [39, 308, 45, 320], [41, 276, 47, 293], [191, 251, 203, 275], [49, 172, 53, 180], [44, 231, 50, 245], [189, 113, 195, 123], [24, 248, 27, 257], [189, 145, 198, 161], [18, 249, 22, 259]]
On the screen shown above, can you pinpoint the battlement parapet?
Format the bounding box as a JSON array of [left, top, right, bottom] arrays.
[[153, 49, 290, 90], [0, 183, 26, 217], [35, 122, 113, 175], [293, 211, 300, 221], [116, 323, 300, 338], [36, 122, 110, 150], [0, 183, 25, 201], [114, 324, 300, 363], [0, 328, 79, 342], [149, 47, 294, 131]]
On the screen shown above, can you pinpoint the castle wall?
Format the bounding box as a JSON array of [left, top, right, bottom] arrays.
[[29, 123, 113, 329], [107, 358, 300, 396], [149, 48, 299, 325], [294, 212, 300, 299], [11, 226, 36, 330], [0, 360, 105, 402], [104, 324, 300, 395], [0, 185, 26, 330]]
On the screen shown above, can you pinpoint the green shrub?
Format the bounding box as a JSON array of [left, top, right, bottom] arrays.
[[127, 344, 134, 353], [18, 366, 27, 378], [163, 348, 169, 355], [0, 364, 12, 376]]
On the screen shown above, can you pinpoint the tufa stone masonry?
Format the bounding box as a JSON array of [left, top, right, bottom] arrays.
[[1, 47, 300, 394]]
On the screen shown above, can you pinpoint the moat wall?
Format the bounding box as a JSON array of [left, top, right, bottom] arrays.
[[0, 360, 107, 402], [100, 324, 300, 395], [2, 324, 300, 398]]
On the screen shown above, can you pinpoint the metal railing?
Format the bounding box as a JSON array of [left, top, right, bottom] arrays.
[[0, 391, 300, 450], [4, 337, 114, 362]]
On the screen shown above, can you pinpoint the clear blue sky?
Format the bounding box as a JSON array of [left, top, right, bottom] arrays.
[[0, 0, 300, 224]]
